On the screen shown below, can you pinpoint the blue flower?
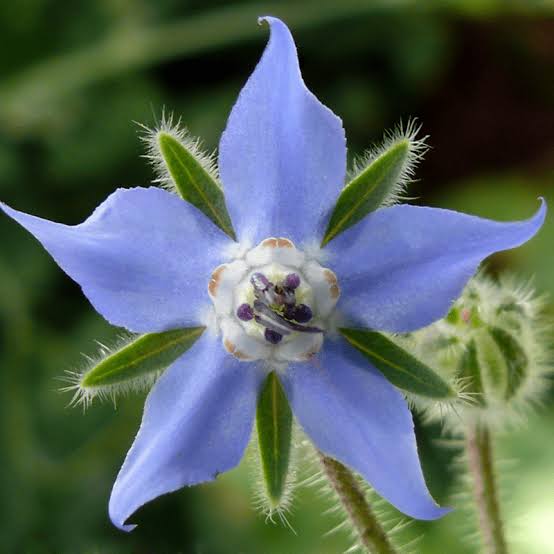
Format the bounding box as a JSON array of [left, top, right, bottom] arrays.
[[1, 17, 545, 531]]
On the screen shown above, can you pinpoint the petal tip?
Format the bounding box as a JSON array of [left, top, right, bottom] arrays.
[[526, 196, 547, 235], [256, 16, 294, 46], [0, 201, 16, 218], [536, 196, 547, 218], [257, 15, 284, 27], [419, 504, 453, 521], [109, 494, 138, 532], [120, 523, 137, 533], [109, 510, 137, 533]]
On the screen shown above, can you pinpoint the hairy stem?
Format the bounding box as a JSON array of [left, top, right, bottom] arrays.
[[318, 453, 398, 554], [465, 426, 509, 554]]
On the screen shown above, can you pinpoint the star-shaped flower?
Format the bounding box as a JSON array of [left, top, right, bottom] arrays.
[[1, 17, 545, 531]]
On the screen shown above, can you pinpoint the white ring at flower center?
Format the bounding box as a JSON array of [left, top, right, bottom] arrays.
[[207, 237, 339, 363]]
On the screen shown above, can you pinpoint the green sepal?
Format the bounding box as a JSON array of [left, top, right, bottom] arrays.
[[158, 132, 236, 239], [340, 328, 455, 399], [457, 339, 485, 405], [488, 326, 528, 400], [81, 327, 205, 389], [321, 138, 410, 246], [474, 328, 507, 401], [256, 371, 293, 509]]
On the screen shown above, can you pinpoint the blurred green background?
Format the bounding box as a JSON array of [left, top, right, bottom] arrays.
[[1, 1, 553, 553]]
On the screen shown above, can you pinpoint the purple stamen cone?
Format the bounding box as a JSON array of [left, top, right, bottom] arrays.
[[237, 303, 254, 321], [251, 272, 269, 291], [283, 304, 296, 320], [284, 273, 300, 289], [264, 328, 283, 344], [293, 304, 312, 323]]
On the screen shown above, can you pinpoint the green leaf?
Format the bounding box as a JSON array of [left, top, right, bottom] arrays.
[[489, 326, 528, 400], [322, 138, 411, 246], [256, 371, 293, 509], [81, 327, 205, 389], [340, 328, 455, 399], [158, 132, 236, 239]]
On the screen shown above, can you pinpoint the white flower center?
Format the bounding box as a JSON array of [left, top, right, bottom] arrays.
[[207, 237, 340, 363]]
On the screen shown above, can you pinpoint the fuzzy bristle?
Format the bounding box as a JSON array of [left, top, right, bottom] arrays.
[[294, 435, 419, 554], [138, 109, 220, 194], [396, 270, 553, 431], [347, 117, 429, 208], [444, 435, 519, 553], [58, 333, 162, 410], [246, 421, 299, 527]]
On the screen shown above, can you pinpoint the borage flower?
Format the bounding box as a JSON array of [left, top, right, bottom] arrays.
[[1, 17, 545, 531]]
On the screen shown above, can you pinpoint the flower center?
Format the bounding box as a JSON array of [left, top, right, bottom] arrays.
[[207, 237, 340, 363], [237, 270, 323, 345]]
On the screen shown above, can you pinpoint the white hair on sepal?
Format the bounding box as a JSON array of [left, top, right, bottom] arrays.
[[57, 333, 163, 411], [245, 420, 299, 530], [137, 108, 220, 194], [347, 117, 430, 208], [403, 376, 482, 430]]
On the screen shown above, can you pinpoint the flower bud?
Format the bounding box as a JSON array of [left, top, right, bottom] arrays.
[[401, 272, 551, 427]]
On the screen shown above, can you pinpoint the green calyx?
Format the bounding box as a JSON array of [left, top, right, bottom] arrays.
[[157, 131, 236, 240], [457, 339, 486, 406], [256, 371, 294, 511], [79, 327, 205, 393], [322, 123, 426, 247], [340, 328, 456, 399], [468, 326, 528, 402]]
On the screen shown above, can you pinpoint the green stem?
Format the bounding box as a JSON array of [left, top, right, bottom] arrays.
[[465, 426, 509, 554], [317, 453, 398, 554]]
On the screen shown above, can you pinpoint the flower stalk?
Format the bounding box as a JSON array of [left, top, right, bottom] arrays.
[[465, 426, 508, 554], [317, 452, 398, 554]]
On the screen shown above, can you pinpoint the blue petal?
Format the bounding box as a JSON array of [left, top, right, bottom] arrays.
[[326, 201, 546, 333], [1, 187, 231, 333], [109, 333, 264, 531], [280, 339, 450, 520], [219, 17, 346, 245]]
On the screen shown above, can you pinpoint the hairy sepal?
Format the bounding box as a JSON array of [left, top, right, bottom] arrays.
[[63, 327, 205, 408], [322, 119, 428, 246], [141, 113, 236, 239], [256, 371, 294, 515], [404, 271, 552, 430], [340, 328, 456, 399], [472, 326, 528, 402]]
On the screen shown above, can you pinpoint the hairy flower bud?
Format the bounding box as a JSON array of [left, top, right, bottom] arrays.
[[399, 272, 551, 428]]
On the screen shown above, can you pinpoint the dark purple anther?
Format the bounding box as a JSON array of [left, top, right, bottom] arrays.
[[283, 304, 296, 320], [237, 303, 254, 321], [264, 328, 283, 344], [251, 272, 269, 291], [284, 273, 300, 289], [293, 304, 312, 323]]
